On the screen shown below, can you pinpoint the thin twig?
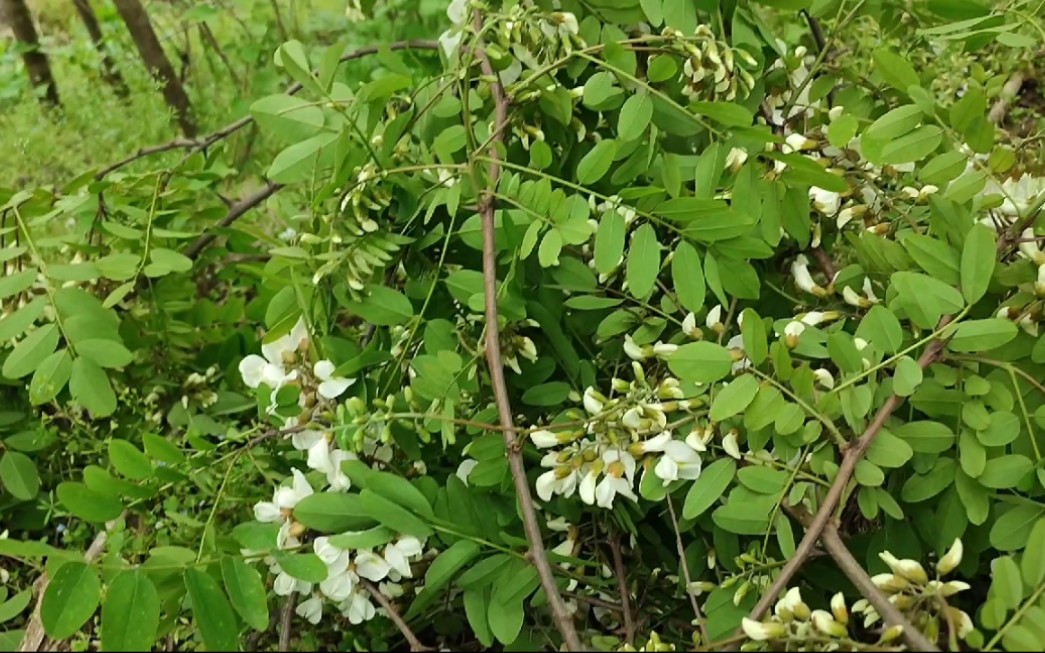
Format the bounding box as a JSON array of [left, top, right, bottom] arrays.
[[732, 316, 954, 646], [361, 579, 433, 651], [810, 246, 837, 283], [278, 594, 297, 652], [608, 535, 636, 645], [666, 495, 710, 645], [820, 524, 940, 651], [184, 182, 283, 259], [471, 10, 582, 651], [95, 40, 440, 180], [19, 514, 125, 652], [988, 72, 1025, 125]]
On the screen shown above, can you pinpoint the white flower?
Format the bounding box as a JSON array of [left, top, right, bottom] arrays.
[[530, 429, 561, 448], [810, 186, 841, 215], [383, 537, 423, 578], [724, 147, 748, 172], [239, 318, 309, 391], [682, 312, 700, 339], [843, 285, 869, 308], [296, 596, 323, 624], [981, 173, 1045, 216], [775, 587, 809, 620], [653, 441, 703, 486], [937, 538, 963, 575], [638, 432, 673, 453], [456, 459, 478, 485], [783, 320, 805, 348], [741, 617, 786, 641], [583, 387, 604, 415], [706, 304, 724, 331], [652, 341, 677, 357], [594, 473, 637, 508], [578, 468, 599, 505], [319, 554, 357, 601], [306, 440, 355, 491], [836, 204, 866, 230], [272, 563, 312, 596], [685, 426, 713, 452], [722, 430, 742, 459], [813, 368, 835, 390], [254, 469, 313, 524], [355, 550, 392, 582], [554, 11, 579, 35], [784, 133, 816, 153], [446, 0, 468, 24], [314, 360, 355, 399], [791, 255, 827, 297], [811, 609, 847, 637], [879, 551, 928, 584], [313, 537, 347, 565], [623, 335, 647, 361], [536, 467, 578, 501], [341, 590, 377, 624]]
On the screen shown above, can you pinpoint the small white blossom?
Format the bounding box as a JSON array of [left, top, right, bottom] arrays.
[[813, 368, 835, 390], [296, 596, 324, 624], [706, 304, 724, 331], [741, 618, 786, 641], [810, 186, 841, 215], [383, 537, 423, 578], [937, 538, 963, 575], [314, 360, 355, 399], [530, 429, 561, 449], [682, 312, 701, 339], [791, 255, 827, 297], [653, 440, 703, 486], [306, 440, 355, 491], [722, 430, 742, 459]]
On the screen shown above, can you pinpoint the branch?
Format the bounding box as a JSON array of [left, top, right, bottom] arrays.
[[95, 39, 439, 179], [361, 579, 433, 652], [667, 495, 710, 645], [19, 514, 125, 652], [609, 535, 636, 645], [278, 593, 296, 652], [470, 10, 582, 651], [184, 181, 283, 259], [988, 72, 1025, 125], [732, 315, 954, 644], [819, 522, 941, 652]]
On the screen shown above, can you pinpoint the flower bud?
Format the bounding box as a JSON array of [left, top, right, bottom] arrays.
[[530, 429, 561, 448], [741, 618, 787, 641], [830, 592, 848, 624], [812, 609, 848, 637], [937, 538, 963, 575], [880, 551, 929, 584]]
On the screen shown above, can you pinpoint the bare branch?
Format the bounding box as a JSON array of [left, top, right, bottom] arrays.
[[667, 495, 710, 645], [609, 535, 636, 645], [471, 10, 581, 651], [184, 182, 283, 259], [361, 579, 433, 652], [278, 594, 297, 652]]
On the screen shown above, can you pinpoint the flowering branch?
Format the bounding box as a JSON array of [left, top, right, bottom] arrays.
[[732, 315, 954, 645], [470, 10, 582, 651]]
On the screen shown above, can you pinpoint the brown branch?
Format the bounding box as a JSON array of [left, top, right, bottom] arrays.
[[278, 593, 296, 652], [667, 495, 710, 645], [608, 535, 636, 645], [184, 182, 283, 259], [786, 506, 941, 652], [810, 246, 837, 283], [94, 40, 438, 180], [19, 513, 124, 652], [470, 10, 581, 651], [988, 72, 1025, 125], [361, 579, 433, 652], [732, 316, 954, 646]]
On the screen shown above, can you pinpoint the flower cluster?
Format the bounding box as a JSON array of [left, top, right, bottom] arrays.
[[671, 24, 757, 102], [530, 362, 705, 508]]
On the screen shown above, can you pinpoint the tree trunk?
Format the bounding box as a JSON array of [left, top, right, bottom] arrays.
[[112, 0, 197, 137], [72, 0, 129, 97], [0, 0, 60, 106]]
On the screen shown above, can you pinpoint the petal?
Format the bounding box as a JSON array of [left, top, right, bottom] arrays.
[[579, 471, 598, 505], [253, 501, 282, 523], [320, 570, 355, 601], [384, 544, 412, 579], [291, 429, 325, 451], [314, 360, 336, 381], [273, 572, 297, 596], [290, 469, 314, 501], [355, 551, 391, 582], [296, 597, 323, 624], [456, 459, 478, 486], [313, 537, 342, 565], [238, 355, 268, 388], [536, 470, 557, 502], [395, 536, 424, 557], [307, 440, 333, 474], [655, 455, 679, 485], [595, 476, 616, 508], [318, 377, 355, 399]]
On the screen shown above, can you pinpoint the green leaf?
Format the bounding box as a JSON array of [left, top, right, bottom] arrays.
[[76, 339, 134, 369], [0, 268, 36, 301], [892, 356, 923, 397], [220, 558, 268, 632], [273, 552, 328, 582], [292, 492, 374, 532], [626, 224, 660, 298], [903, 233, 960, 285], [521, 382, 571, 407], [682, 458, 736, 519], [991, 556, 1024, 611], [671, 242, 705, 313], [488, 595, 525, 645], [0, 451, 39, 501], [583, 72, 621, 110], [57, 481, 124, 522], [0, 296, 46, 341], [108, 440, 153, 480], [41, 562, 101, 639], [960, 224, 996, 304], [184, 569, 239, 652], [856, 305, 903, 353], [737, 466, 789, 494], [709, 375, 760, 422], [464, 588, 493, 647], [948, 319, 1018, 352], [69, 357, 117, 418], [101, 570, 160, 652], [894, 421, 956, 453], [690, 101, 753, 127], [979, 455, 1034, 489], [266, 132, 338, 183], [28, 349, 72, 405], [877, 125, 943, 164], [406, 540, 480, 620], [143, 434, 186, 465], [251, 95, 325, 141], [359, 489, 433, 538], [873, 47, 920, 94], [712, 492, 774, 534], [593, 210, 626, 275], [827, 114, 858, 148], [618, 91, 653, 141], [2, 324, 59, 379], [367, 472, 434, 519], [345, 286, 414, 326], [0, 589, 32, 624], [328, 527, 397, 550], [740, 310, 768, 366], [1021, 519, 1045, 588], [668, 342, 733, 384], [576, 140, 618, 185], [538, 229, 562, 267], [991, 504, 1044, 551]]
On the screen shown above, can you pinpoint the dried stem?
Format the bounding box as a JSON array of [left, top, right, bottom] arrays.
[[361, 579, 433, 651], [667, 495, 710, 645], [731, 316, 953, 646], [471, 10, 582, 651], [609, 535, 636, 645], [278, 594, 297, 652]]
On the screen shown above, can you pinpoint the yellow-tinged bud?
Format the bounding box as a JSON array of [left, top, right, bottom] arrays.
[[830, 592, 848, 624], [741, 618, 787, 641], [937, 538, 963, 575], [880, 551, 929, 584], [811, 609, 848, 638], [879, 624, 904, 643]]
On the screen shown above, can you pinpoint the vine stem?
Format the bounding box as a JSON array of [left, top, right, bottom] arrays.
[[730, 315, 953, 648], [470, 10, 582, 651], [666, 495, 710, 644]]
